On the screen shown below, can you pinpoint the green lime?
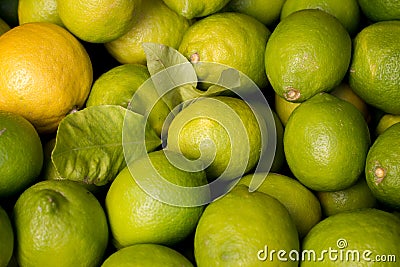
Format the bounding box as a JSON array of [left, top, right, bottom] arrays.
[[0, 205, 13, 267], [105, 150, 207, 248], [349, 21, 400, 114], [280, 0, 361, 35], [265, 9, 351, 102], [316, 178, 377, 217], [358, 0, 400, 22], [105, 0, 190, 65], [0, 111, 43, 198], [179, 12, 271, 89], [166, 96, 261, 180], [13, 180, 109, 267], [162, 0, 230, 19], [365, 122, 400, 209], [194, 185, 299, 266], [224, 0, 286, 26], [18, 0, 63, 26], [301, 208, 400, 266], [375, 114, 400, 136], [284, 93, 371, 191], [102, 244, 194, 267], [239, 172, 322, 238]]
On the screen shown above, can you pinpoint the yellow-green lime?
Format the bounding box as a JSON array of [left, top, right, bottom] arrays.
[[284, 93, 371, 191], [224, 0, 286, 26], [358, 0, 400, 22], [349, 21, 400, 114], [167, 96, 261, 180], [270, 110, 285, 172], [18, 0, 63, 26], [265, 9, 351, 102], [105, 0, 190, 65], [239, 172, 322, 238], [105, 150, 207, 248], [162, 0, 230, 19], [300, 208, 400, 266], [85, 63, 171, 136], [86, 64, 149, 108], [101, 244, 194, 267], [0, 205, 13, 267], [194, 185, 299, 266], [316, 178, 377, 217], [57, 0, 141, 43], [0, 111, 43, 197], [280, 0, 361, 35], [375, 114, 400, 136], [13, 180, 109, 267], [179, 12, 271, 89], [330, 82, 370, 122], [0, 17, 10, 35], [274, 93, 301, 126], [365, 122, 400, 209]]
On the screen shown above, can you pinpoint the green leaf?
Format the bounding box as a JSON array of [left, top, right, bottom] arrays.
[[52, 105, 161, 186], [142, 43, 198, 113]]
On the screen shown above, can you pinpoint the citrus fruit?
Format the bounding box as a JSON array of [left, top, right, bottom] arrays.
[[349, 21, 400, 115], [270, 111, 285, 172], [86, 63, 151, 109], [0, 205, 13, 267], [239, 172, 322, 238], [105, 0, 190, 65], [167, 96, 262, 180], [358, 0, 400, 22], [18, 0, 63, 26], [105, 150, 207, 248], [284, 93, 371, 191], [194, 184, 299, 266], [223, 0, 286, 26], [57, 0, 140, 43], [316, 178, 377, 217], [85, 63, 170, 136], [375, 114, 400, 136], [0, 22, 92, 133], [162, 0, 230, 19], [0, 0, 18, 27], [274, 93, 301, 126], [300, 208, 400, 266], [0, 111, 43, 198], [179, 12, 271, 89], [0, 17, 10, 35], [102, 244, 194, 267], [280, 0, 361, 35], [13, 180, 109, 267], [365, 122, 400, 209], [330, 82, 370, 122], [265, 9, 351, 102]]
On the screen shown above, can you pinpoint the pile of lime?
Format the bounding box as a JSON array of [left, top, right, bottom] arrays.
[[1, 0, 400, 266]]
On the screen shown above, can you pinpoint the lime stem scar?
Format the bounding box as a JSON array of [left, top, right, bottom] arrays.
[[374, 166, 386, 185]]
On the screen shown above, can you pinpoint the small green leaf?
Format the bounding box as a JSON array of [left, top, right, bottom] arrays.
[[52, 105, 161, 186]]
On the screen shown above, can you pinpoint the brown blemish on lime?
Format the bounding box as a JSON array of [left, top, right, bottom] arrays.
[[374, 166, 386, 185], [284, 88, 301, 101], [190, 52, 200, 63], [0, 128, 6, 135]]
